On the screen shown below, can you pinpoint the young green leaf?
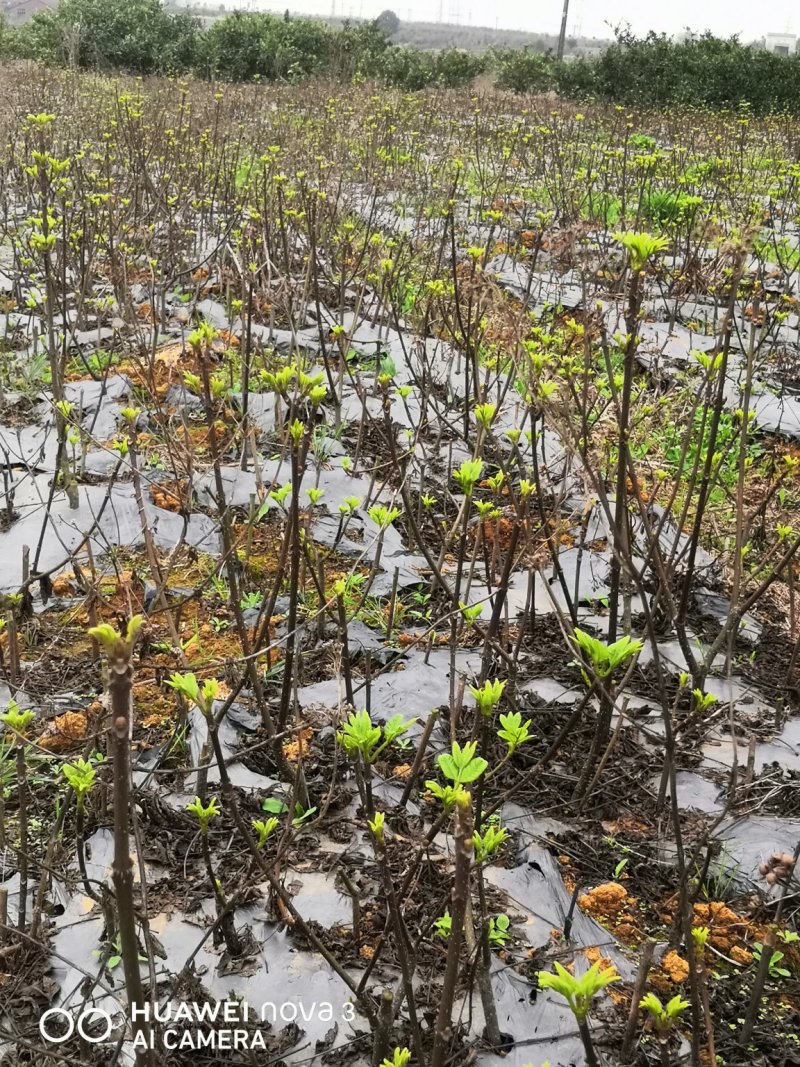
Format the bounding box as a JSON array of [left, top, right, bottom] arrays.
[[469, 678, 506, 716], [538, 959, 620, 1021], [437, 740, 488, 785], [474, 824, 509, 864], [497, 711, 533, 755], [252, 817, 279, 848], [186, 795, 220, 834]]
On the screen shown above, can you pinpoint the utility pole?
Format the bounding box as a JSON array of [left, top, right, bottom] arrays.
[[557, 0, 569, 59]]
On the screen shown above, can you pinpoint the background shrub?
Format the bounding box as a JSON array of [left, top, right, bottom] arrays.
[[6, 0, 800, 115], [556, 32, 800, 114], [15, 0, 199, 74], [492, 48, 555, 93]]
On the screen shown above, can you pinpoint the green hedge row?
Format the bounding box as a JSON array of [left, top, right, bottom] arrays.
[[3, 4, 800, 113], [0, 0, 486, 87]]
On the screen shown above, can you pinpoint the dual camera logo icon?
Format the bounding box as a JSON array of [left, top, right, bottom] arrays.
[[39, 1007, 114, 1044]]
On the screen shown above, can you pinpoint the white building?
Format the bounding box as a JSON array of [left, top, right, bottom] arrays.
[[765, 33, 797, 54]]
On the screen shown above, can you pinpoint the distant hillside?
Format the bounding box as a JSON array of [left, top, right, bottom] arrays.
[[388, 20, 608, 56], [174, 4, 610, 56]]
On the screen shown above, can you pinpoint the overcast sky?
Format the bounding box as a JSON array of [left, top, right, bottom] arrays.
[[219, 0, 797, 38]]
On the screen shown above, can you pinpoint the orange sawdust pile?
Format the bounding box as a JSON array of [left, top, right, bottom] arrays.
[[692, 901, 758, 955], [579, 882, 641, 942], [601, 817, 650, 840], [40, 711, 89, 752], [661, 950, 690, 982], [52, 570, 77, 596], [283, 727, 312, 762], [149, 479, 191, 513], [648, 949, 692, 995], [135, 682, 179, 730], [558, 854, 576, 893]]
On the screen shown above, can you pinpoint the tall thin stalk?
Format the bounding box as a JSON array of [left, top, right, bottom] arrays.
[[431, 792, 474, 1067], [88, 617, 151, 1065]]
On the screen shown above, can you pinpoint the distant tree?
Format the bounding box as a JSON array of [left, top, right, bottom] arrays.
[[333, 18, 389, 79], [0, 14, 14, 59], [13, 11, 60, 63], [375, 44, 430, 89], [196, 11, 332, 80], [24, 0, 201, 73], [60, 18, 83, 68], [375, 9, 399, 37], [492, 47, 555, 93]]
